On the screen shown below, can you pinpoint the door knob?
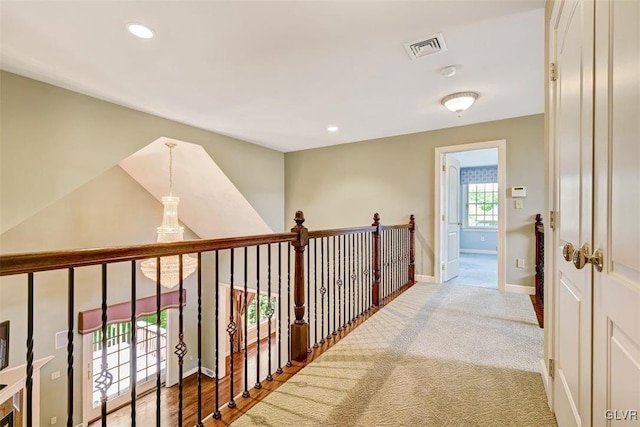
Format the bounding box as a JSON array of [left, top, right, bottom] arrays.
[[572, 243, 604, 272], [562, 242, 575, 262]]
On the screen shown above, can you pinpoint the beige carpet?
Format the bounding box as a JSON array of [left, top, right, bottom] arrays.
[[232, 283, 557, 427]]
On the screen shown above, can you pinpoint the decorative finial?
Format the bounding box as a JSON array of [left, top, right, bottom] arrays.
[[294, 210, 305, 226], [410, 214, 415, 222], [372, 213, 380, 226]]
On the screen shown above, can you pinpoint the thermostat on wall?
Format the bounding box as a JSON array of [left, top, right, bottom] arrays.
[[510, 187, 527, 198]]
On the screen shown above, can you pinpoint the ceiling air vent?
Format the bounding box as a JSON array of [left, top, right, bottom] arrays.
[[404, 33, 447, 60]]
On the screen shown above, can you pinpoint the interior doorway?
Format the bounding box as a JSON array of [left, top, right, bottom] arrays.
[[434, 140, 506, 290]]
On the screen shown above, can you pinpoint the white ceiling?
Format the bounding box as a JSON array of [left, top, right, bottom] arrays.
[[0, 1, 545, 153]]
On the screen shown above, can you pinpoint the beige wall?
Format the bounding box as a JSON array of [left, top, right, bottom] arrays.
[[285, 114, 545, 286], [0, 71, 285, 235]]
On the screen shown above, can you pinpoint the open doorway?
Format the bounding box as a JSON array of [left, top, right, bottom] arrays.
[[434, 140, 506, 290]]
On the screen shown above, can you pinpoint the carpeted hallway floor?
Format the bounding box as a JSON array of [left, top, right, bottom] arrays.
[[231, 282, 556, 426]]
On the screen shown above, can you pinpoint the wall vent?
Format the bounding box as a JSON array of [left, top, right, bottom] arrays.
[[404, 33, 447, 60]]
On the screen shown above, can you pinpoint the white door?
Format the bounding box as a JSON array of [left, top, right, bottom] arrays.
[[443, 155, 461, 282], [592, 0, 640, 424], [552, 0, 594, 424]]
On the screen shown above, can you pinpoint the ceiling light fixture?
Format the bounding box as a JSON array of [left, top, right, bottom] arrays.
[[441, 92, 479, 117], [127, 23, 154, 39], [440, 65, 457, 78], [140, 142, 197, 288], [327, 125, 339, 132]]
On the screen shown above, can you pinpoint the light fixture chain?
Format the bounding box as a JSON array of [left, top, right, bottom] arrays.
[[166, 142, 177, 195]]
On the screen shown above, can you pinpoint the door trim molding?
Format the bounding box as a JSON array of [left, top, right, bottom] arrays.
[[434, 140, 506, 290]]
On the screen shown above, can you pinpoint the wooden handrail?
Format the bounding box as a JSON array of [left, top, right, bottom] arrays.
[[308, 226, 376, 239], [0, 232, 297, 276]]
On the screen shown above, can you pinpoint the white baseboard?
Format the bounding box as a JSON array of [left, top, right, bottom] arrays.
[[505, 283, 535, 295], [415, 274, 436, 283], [183, 365, 215, 379], [540, 358, 552, 409], [460, 249, 498, 255]]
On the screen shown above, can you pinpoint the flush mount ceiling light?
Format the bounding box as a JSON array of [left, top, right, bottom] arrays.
[[127, 23, 154, 39], [441, 92, 479, 117], [327, 125, 339, 132]]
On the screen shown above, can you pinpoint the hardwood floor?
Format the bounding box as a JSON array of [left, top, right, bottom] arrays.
[[93, 285, 414, 427]]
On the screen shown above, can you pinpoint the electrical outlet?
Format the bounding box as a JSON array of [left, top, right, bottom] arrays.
[[480, 236, 485, 242], [189, 355, 194, 361], [516, 258, 525, 269], [51, 370, 60, 380], [50, 416, 57, 425]]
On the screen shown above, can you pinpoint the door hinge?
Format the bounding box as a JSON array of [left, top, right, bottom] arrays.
[[548, 358, 555, 378], [550, 62, 557, 81], [442, 214, 445, 221], [550, 210, 557, 230], [442, 164, 446, 172], [441, 263, 445, 271]]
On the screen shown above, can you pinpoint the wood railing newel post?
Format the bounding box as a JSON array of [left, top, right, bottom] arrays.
[[409, 214, 415, 284], [372, 213, 381, 307], [291, 210, 309, 361]]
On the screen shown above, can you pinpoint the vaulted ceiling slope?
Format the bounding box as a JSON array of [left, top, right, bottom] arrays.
[[0, 1, 544, 152]]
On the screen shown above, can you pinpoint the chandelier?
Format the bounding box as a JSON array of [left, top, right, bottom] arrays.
[[141, 142, 198, 288]]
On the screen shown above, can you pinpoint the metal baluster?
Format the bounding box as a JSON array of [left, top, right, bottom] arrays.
[[277, 243, 283, 374], [242, 247, 250, 399], [266, 244, 274, 381], [130, 262, 137, 427], [255, 246, 262, 389], [213, 251, 221, 419], [348, 234, 353, 324], [228, 249, 237, 408], [320, 238, 326, 344], [326, 237, 331, 340], [307, 241, 311, 352], [286, 243, 292, 367], [196, 253, 203, 426], [176, 256, 188, 427], [332, 236, 338, 336], [67, 268, 74, 427], [155, 259, 161, 427], [359, 233, 364, 317], [25, 273, 34, 427], [340, 234, 348, 330], [98, 265, 113, 427], [313, 239, 318, 348]]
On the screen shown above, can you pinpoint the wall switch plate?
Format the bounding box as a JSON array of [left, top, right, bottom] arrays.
[[480, 236, 485, 242], [516, 259, 525, 268], [514, 199, 524, 209], [51, 370, 60, 380], [50, 416, 57, 425]]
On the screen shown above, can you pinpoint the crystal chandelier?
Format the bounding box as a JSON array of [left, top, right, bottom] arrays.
[[141, 142, 198, 288]]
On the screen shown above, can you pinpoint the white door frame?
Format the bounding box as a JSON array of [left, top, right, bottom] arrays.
[[434, 140, 507, 290]]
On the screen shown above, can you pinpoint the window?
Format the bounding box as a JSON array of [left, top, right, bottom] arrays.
[[247, 294, 276, 327], [466, 182, 498, 228], [91, 311, 167, 407]]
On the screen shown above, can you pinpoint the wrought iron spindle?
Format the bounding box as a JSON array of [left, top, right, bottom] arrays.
[[155, 259, 161, 427], [359, 233, 364, 317], [307, 240, 311, 352], [277, 243, 283, 374], [287, 243, 292, 367], [228, 249, 237, 408], [347, 234, 352, 325], [99, 264, 113, 427], [332, 236, 338, 336], [326, 237, 331, 340], [255, 245, 262, 389], [130, 262, 137, 427], [67, 268, 74, 427], [175, 256, 188, 427], [197, 253, 203, 427], [266, 244, 274, 381], [213, 251, 221, 419], [26, 273, 34, 427], [243, 247, 250, 398], [313, 239, 318, 348], [342, 234, 347, 329], [320, 238, 325, 344]]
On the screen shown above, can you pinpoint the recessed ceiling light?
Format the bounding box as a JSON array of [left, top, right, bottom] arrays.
[[127, 23, 154, 39], [327, 125, 339, 132], [441, 65, 457, 78]]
